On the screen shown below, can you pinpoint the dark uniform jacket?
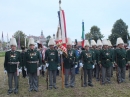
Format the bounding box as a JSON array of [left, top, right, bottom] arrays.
[[100, 49, 113, 68], [115, 48, 127, 68], [63, 49, 77, 69], [79, 50, 94, 69], [25, 49, 42, 73], [45, 49, 58, 71], [4, 50, 21, 73]]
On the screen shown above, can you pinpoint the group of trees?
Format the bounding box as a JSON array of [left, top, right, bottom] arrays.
[[85, 19, 129, 45], [13, 19, 129, 48], [13, 31, 51, 48]]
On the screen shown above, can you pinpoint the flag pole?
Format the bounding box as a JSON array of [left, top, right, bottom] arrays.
[[59, 0, 64, 89]]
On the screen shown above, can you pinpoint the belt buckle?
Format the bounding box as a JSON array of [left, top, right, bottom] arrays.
[[88, 61, 90, 63], [122, 58, 125, 60], [51, 59, 53, 61], [107, 59, 109, 61]]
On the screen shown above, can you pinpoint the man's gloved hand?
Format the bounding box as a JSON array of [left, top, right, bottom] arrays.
[[4, 70, 7, 74]]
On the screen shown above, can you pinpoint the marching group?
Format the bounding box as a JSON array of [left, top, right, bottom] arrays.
[[3, 36, 130, 95]]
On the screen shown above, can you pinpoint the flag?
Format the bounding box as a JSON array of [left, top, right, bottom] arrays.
[[18, 35, 20, 49], [57, 5, 67, 55], [58, 9, 67, 45], [7, 33, 9, 42], [2, 32, 3, 42], [81, 21, 85, 47], [55, 25, 67, 55]]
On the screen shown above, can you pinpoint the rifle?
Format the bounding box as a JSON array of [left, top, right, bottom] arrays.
[[129, 64, 130, 81], [116, 65, 119, 84], [46, 68, 48, 90], [17, 62, 20, 76], [116, 54, 119, 84], [100, 65, 102, 85], [61, 54, 64, 89], [81, 67, 83, 87]]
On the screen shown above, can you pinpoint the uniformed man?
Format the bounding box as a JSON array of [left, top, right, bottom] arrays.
[[107, 40, 115, 77], [96, 39, 102, 81], [90, 40, 97, 77], [25, 38, 42, 92], [45, 38, 59, 89], [62, 38, 77, 88], [37, 41, 46, 77], [4, 38, 21, 94], [100, 39, 113, 84], [74, 45, 80, 74], [115, 37, 127, 83], [21, 45, 27, 78], [79, 40, 94, 87]]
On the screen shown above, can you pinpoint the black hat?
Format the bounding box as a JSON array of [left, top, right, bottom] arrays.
[[21, 45, 25, 50]]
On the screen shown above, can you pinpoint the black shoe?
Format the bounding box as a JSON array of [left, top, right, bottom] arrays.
[[88, 83, 93, 87], [29, 89, 33, 92], [53, 86, 58, 89], [14, 91, 18, 94], [107, 81, 111, 84], [70, 85, 74, 88], [118, 80, 122, 83], [7, 91, 13, 95], [65, 85, 70, 88], [34, 89, 38, 92], [83, 84, 87, 87], [14, 89, 18, 94]]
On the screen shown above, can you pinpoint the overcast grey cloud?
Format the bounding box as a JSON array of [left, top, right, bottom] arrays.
[[0, 0, 130, 41]]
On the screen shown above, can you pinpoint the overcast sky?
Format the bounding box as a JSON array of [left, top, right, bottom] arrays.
[[0, 0, 130, 42]]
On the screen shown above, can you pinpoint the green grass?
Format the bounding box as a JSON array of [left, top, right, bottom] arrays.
[[0, 57, 130, 97], [0, 51, 5, 57]]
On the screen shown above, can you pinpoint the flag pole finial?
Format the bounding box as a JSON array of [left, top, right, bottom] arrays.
[[59, 0, 61, 9]]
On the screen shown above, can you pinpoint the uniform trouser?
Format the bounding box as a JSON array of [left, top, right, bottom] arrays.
[[65, 67, 75, 86], [102, 66, 111, 84], [41, 65, 45, 76], [49, 70, 57, 87], [75, 62, 79, 74], [111, 65, 113, 77], [28, 73, 38, 90], [96, 65, 100, 80], [84, 69, 92, 85], [118, 66, 126, 82], [8, 72, 19, 92], [93, 67, 96, 77]]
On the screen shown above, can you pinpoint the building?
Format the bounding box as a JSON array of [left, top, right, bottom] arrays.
[[28, 31, 46, 46]]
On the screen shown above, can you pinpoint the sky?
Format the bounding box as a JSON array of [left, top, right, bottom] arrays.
[[0, 0, 130, 42]]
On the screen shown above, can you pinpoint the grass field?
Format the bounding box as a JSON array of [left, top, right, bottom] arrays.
[[0, 57, 130, 97], [0, 51, 5, 57]]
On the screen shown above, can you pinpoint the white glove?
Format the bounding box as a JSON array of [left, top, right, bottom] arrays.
[[38, 67, 41, 70], [58, 66, 61, 70], [18, 69, 22, 73], [46, 63, 49, 67], [4, 70, 7, 74], [24, 68, 27, 71], [93, 65, 95, 69], [60, 51, 63, 54], [75, 65, 77, 68], [80, 63, 83, 67]]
